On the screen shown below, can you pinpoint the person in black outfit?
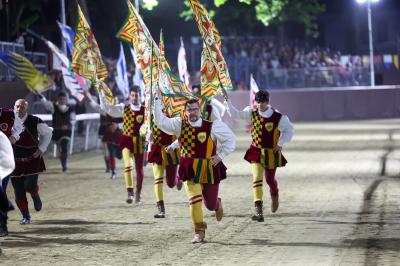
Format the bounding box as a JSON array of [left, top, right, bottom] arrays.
[[41, 92, 76, 172]]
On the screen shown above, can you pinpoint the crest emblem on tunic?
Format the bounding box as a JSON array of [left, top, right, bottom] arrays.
[[0, 123, 8, 132], [265, 122, 274, 132], [136, 115, 143, 123], [197, 132, 207, 143]]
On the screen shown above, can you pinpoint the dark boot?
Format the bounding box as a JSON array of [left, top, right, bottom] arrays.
[[31, 193, 42, 212], [251, 200, 264, 222], [135, 188, 141, 204], [111, 169, 116, 180], [154, 200, 165, 218], [0, 213, 8, 237], [104, 157, 110, 173], [60, 154, 68, 172], [192, 222, 207, 243], [271, 194, 279, 213], [126, 188, 134, 204], [19, 209, 30, 225]]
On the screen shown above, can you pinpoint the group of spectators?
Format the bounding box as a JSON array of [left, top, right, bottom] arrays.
[[221, 38, 369, 89]]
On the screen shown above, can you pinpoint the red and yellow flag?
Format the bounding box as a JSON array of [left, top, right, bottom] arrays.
[[189, 0, 233, 99], [117, 1, 192, 122], [71, 4, 108, 81]]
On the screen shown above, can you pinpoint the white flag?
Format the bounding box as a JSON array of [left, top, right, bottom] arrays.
[[177, 37, 190, 86], [45, 39, 88, 101], [249, 74, 259, 108], [115, 42, 129, 99], [130, 46, 146, 101], [61, 64, 85, 102]]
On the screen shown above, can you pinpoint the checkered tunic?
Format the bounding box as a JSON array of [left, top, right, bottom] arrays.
[[148, 116, 179, 166], [120, 105, 145, 154], [179, 120, 219, 184], [245, 108, 287, 169]]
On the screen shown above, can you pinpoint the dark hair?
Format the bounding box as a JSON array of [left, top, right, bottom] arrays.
[[57, 92, 67, 98], [255, 90, 269, 103], [185, 98, 200, 109], [129, 85, 141, 94]]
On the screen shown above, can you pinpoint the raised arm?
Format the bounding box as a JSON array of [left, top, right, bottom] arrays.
[[40, 96, 55, 113], [224, 100, 252, 122], [210, 98, 226, 119], [84, 92, 102, 113], [154, 98, 182, 136], [99, 93, 124, 118]]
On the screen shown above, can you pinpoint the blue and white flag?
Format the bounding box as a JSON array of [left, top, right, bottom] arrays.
[[57, 21, 75, 56], [115, 42, 129, 99], [130, 46, 146, 101], [383, 54, 393, 70]]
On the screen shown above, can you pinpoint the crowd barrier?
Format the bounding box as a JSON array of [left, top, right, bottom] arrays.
[[35, 113, 100, 157]]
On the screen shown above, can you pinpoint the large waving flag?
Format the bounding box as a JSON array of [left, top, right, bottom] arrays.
[[71, 4, 112, 104], [177, 37, 190, 86], [117, 0, 158, 133], [0, 51, 54, 93], [71, 4, 108, 81], [57, 21, 75, 56], [115, 42, 129, 99], [189, 0, 233, 99], [158, 31, 192, 117], [117, 0, 192, 131]]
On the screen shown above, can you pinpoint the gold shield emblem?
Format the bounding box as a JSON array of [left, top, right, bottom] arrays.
[[197, 132, 207, 143], [136, 115, 143, 123], [265, 122, 274, 132]]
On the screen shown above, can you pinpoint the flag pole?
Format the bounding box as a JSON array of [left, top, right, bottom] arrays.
[[148, 40, 154, 132]]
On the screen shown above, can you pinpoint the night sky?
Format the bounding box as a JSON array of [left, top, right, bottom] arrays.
[[4, 0, 400, 57]]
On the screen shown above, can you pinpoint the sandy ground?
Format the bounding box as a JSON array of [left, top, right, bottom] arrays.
[[1, 119, 400, 266]]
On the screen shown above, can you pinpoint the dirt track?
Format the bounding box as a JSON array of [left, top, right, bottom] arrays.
[[1, 119, 400, 265]]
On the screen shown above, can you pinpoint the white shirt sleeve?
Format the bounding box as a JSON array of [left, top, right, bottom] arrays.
[[277, 115, 294, 147], [167, 139, 180, 150], [154, 98, 182, 136], [37, 122, 53, 152], [99, 93, 125, 118], [210, 98, 226, 119], [0, 132, 15, 180], [224, 100, 252, 123], [40, 97, 55, 113], [11, 115, 23, 141], [86, 94, 102, 113], [211, 120, 236, 160]]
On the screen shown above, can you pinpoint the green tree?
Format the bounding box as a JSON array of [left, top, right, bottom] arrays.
[[4, 0, 49, 40], [142, 0, 325, 38]]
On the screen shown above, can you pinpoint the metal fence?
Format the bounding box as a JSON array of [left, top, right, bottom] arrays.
[[225, 58, 371, 89], [35, 113, 101, 156]]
